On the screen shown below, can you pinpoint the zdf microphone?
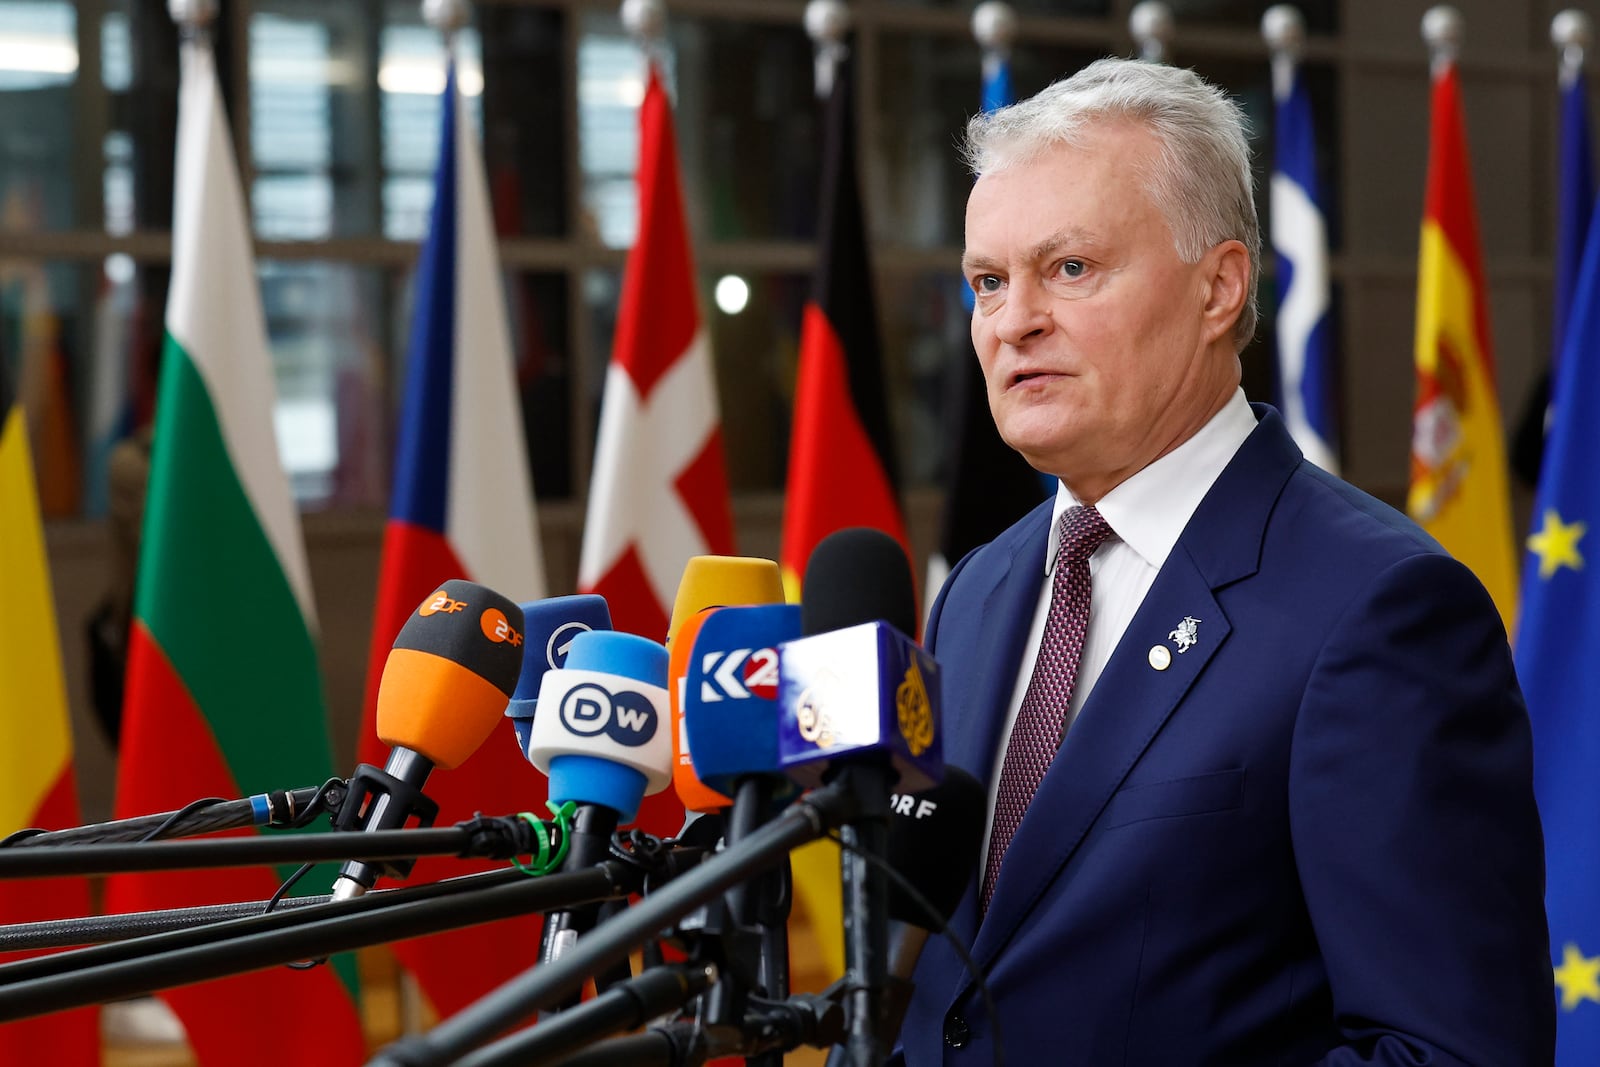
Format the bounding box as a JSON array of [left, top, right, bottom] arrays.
[[334, 580, 525, 899]]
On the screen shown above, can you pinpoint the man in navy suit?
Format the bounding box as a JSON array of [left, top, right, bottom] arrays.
[[900, 57, 1552, 1065]]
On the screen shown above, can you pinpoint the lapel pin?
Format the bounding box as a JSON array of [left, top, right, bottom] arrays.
[[1148, 645, 1171, 671], [1168, 616, 1201, 654]]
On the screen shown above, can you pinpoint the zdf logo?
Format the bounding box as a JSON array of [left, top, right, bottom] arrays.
[[559, 684, 658, 746], [480, 608, 523, 647]]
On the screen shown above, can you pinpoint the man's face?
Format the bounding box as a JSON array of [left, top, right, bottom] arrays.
[[962, 122, 1242, 500]]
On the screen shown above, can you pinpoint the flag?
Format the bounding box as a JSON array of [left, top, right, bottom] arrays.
[[104, 36, 364, 1064], [357, 61, 549, 1021], [1406, 60, 1517, 626], [1269, 52, 1338, 472], [576, 62, 728, 836], [780, 55, 910, 595], [780, 49, 912, 982], [1516, 159, 1600, 1064], [0, 315, 97, 1064], [1513, 62, 1593, 485], [928, 46, 1047, 603]]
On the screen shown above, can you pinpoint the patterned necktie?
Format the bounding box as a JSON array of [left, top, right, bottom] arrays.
[[981, 504, 1114, 913]]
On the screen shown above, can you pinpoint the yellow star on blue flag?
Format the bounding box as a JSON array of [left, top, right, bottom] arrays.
[[1556, 943, 1600, 1011], [1519, 81, 1600, 1063], [1527, 508, 1586, 579]]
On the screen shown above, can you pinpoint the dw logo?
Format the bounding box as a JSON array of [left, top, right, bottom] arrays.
[[559, 683, 657, 747]]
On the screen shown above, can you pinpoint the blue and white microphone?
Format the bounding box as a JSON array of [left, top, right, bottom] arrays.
[[778, 527, 943, 1067], [524, 630, 673, 975], [506, 594, 612, 754]]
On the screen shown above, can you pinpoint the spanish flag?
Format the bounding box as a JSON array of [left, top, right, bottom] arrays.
[[0, 314, 98, 1062], [1408, 60, 1518, 625]]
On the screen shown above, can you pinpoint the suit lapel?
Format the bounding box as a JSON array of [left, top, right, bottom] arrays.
[[939, 503, 1053, 949], [967, 407, 1302, 973], [971, 552, 1227, 967]]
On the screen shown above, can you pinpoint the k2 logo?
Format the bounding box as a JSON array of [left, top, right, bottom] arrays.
[[699, 648, 779, 702]]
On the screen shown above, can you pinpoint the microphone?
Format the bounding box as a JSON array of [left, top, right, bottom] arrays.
[[506, 594, 613, 754], [333, 580, 525, 900], [667, 555, 786, 814], [525, 629, 673, 971], [780, 527, 939, 1067], [682, 603, 804, 1048], [684, 604, 803, 800], [777, 535, 941, 794], [824, 767, 986, 1066]]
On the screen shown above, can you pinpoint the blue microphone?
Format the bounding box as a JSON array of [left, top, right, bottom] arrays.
[[524, 629, 673, 984], [525, 630, 672, 824], [776, 620, 943, 794], [507, 594, 612, 754], [683, 603, 803, 797]]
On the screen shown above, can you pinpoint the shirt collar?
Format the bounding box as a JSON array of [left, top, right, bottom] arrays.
[[1046, 388, 1258, 575]]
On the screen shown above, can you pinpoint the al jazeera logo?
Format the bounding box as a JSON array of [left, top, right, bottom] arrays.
[[795, 670, 840, 750], [896, 658, 934, 756]]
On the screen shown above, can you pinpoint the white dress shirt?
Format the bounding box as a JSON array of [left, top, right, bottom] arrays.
[[979, 389, 1259, 862]]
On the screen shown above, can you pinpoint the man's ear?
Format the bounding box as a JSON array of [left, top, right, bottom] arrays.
[[1200, 240, 1249, 345]]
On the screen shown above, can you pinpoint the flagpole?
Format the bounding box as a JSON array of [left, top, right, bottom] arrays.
[[1554, 9, 1591, 90], [972, 1, 1017, 94], [169, 0, 217, 42], [1262, 5, 1304, 101], [806, 0, 850, 100], [1422, 5, 1462, 80], [622, 0, 667, 69], [424, 0, 469, 51], [1129, 0, 1174, 64]]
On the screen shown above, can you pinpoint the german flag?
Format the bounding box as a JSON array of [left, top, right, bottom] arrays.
[[780, 45, 911, 985], [780, 51, 910, 600]]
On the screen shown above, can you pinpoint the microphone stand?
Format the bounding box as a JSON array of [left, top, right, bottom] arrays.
[[829, 761, 894, 1067], [1, 782, 340, 847], [367, 779, 863, 1067], [0, 819, 537, 879], [454, 963, 718, 1067], [0, 862, 642, 1022], [0, 868, 532, 977]]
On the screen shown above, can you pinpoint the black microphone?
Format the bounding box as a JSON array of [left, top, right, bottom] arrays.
[[784, 527, 932, 1067], [333, 580, 526, 899], [825, 766, 986, 1064]]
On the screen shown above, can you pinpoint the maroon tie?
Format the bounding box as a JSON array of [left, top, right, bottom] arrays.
[[981, 505, 1114, 912]]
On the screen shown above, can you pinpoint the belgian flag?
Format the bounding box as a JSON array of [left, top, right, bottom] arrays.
[[780, 49, 910, 601]]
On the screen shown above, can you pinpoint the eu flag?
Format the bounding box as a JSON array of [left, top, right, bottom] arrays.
[[1517, 161, 1600, 1063]]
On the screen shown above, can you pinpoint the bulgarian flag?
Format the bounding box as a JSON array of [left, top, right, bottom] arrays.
[[356, 60, 549, 1020], [104, 35, 364, 1064], [1407, 59, 1518, 625], [577, 61, 731, 836], [0, 325, 97, 1063], [780, 47, 911, 981]]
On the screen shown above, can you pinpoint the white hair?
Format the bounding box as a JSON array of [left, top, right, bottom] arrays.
[[963, 57, 1260, 348]]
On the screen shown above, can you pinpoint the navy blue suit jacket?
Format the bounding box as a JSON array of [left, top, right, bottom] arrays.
[[900, 408, 1552, 1066]]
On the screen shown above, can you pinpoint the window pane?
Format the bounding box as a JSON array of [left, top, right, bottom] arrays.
[[249, 0, 389, 239], [579, 13, 818, 247], [0, 0, 79, 233], [259, 260, 388, 508]]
